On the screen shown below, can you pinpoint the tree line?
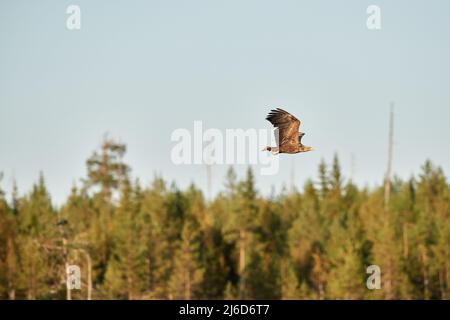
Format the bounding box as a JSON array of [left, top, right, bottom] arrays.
[[0, 138, 449, 299]]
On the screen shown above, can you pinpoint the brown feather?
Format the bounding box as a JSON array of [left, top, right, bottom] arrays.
[[266, 108, 302, 153]]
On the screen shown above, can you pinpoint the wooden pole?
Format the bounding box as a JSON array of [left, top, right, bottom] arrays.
[[238, 229, 246, 299], [384, 102, 394, 211], [290, 158, 295, 192], [350, 153, 356, 181], [78, 249, 92, 300], [206, 164, 212, 201], [59, 224, 71, 300]]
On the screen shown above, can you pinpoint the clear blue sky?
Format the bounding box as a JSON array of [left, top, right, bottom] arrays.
[[1, 0, 450, 205]]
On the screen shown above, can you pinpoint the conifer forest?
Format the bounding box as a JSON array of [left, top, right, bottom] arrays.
[[0, 138, 449, 300]]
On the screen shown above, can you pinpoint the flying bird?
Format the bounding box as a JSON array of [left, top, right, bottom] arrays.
[[263, 108, 314, 154]]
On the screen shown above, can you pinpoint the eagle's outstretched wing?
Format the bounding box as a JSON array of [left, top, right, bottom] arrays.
[[266, 108, 301, 148]]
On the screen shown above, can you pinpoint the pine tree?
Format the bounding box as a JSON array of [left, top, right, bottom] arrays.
[[83, 139, 131, 295], [168, 216, 204, 299], [85, 137, 129, 202], [140, 177, 174, 298], [0, 176, 17, 299], [413, 161, 448, 299], [104, 178, 147, 299], [16, 174, 60, 299]]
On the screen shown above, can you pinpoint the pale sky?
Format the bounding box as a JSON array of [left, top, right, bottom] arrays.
[[1, 0, 450, 205]]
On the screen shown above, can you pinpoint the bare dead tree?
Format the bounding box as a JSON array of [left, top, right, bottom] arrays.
[[206, 164, 212, 201], [384, 102, 394, 211]]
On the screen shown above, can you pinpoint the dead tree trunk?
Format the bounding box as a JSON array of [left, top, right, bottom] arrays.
[[238, 229, 246, 299], [384, 103, 394, 211]]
